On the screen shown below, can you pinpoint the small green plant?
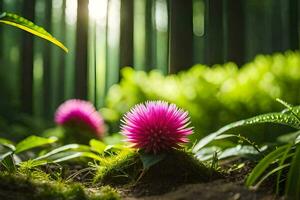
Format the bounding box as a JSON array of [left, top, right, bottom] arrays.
[[193, 99, 300, 199], [0, 136, 58, 172], [0, 136, 101, 172]]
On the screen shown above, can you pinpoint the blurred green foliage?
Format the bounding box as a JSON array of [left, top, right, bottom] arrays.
[[103, 51, 300, 141]]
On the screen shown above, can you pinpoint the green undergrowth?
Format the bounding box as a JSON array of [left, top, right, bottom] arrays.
[[94, 149, 142, 185], [103, 51, 300, 143], [94, 149, 221, 193], [0, 171, 120, 200]]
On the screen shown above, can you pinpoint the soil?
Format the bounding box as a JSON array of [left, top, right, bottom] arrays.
[[0, 153, 280, 200], [120, 158, 279, 200], [123, 180, 277, 200], [59, 153, 281, 200], [129, 150, 221, 196]]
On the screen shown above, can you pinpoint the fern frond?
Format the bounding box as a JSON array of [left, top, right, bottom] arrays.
[[193, 106, 300, 153]]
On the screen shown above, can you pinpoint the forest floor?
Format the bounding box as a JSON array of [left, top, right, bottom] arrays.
[[0, 153, 280, 200], [119, 159, 279, 200], [122, 179, 276, 200]]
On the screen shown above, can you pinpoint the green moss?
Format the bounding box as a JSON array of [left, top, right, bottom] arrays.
[[94, 149, 142, 185], [0, 173, 120, 200], [94, 149, 221, 190]]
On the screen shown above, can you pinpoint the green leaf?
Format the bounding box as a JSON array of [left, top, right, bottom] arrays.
[[103, 134, 125, 145], [276, 131, 300, 144], [80, 152, 104, 161], [0, 12, 68, 52], [285, 144, 300, 199], [34, 144, 90, 161], [15, 136, 58, 154], [42, 127, 64, 139], [195, 145, 267, 161], [296, 135, 300, 144], [89, 139, 106, 154], [51, 151, 103, 163], [0, 138, 15, 151], [51, 152, 83, 163], [253, 163, 290, 190], [0, 138, 14, 145], [218, 145, 266, 160], [140, 152, 166, 170], [104, 144, 125, 152], [282, 104, 300, 117], [193, 120, 245, 152], [0, 151, 13, 162], [193, 111, 300, 153], [194, 146, 221, 161], [246, 145, 290, 187], [276, 143, 293, 194], [1, 152, 16, 172], [243, 113, 300, 129]]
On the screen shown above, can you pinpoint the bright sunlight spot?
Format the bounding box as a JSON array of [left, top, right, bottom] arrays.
[[155, 0, 168, 32], [89, 0, 108, 25], [65, 0, 77, 25]]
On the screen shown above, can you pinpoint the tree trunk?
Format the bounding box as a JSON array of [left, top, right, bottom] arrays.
[[204, 0, 224, 65], [21, 0, 35, 114], [58, 0, 66, 103], [43, 0, 52, 118], [169, 0, 193, 73], [120, 0, 134, 68], [145, 0, 155, 71], [75, 0, 89, 99], [225, 0, 245, 65], [289, 0, 299, 50]]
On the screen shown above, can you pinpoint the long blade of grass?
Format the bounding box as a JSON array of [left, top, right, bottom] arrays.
[[246, 145, 290, 187], [285, 144, 300, 199], [253, 163, 290, 190], [0, 12, 68, 52], [276, 143, 293, 194]]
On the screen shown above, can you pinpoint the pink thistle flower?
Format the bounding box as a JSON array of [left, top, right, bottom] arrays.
[[121, 101, 193, 154], [55, 99, 104, 137]]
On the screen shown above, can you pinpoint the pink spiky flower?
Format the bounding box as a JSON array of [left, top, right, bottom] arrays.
[[121, 101, 193, 154], [55, 99, 104, 137]]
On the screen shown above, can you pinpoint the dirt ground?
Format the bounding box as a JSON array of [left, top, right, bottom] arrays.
[[120, 158, 279, 200], [123, 179, 278, 200]]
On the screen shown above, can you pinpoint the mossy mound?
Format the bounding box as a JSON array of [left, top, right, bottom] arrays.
[[134, 150, 221, 195], [94, 149, 221, 195], [94, 149, 142, 185], [0, 173, 120, 200]]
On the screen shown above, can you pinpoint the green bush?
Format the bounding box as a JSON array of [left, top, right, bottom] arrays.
[[103, 51, 300, 142]]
